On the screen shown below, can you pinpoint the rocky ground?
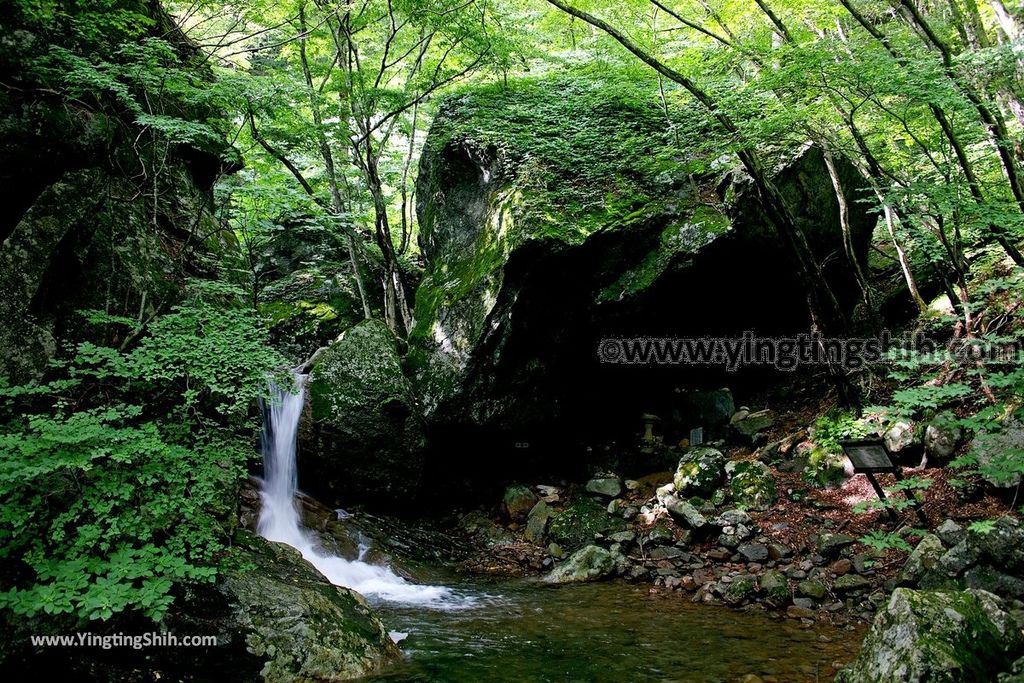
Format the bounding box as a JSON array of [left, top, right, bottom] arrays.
[[439, 388, 1024, 680]]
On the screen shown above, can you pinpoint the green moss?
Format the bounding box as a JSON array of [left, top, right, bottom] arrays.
[[422, 74, 693, 233], [599, 204, 731, 302], [308, 319, 410, 421], [548, 496, 623, 550]]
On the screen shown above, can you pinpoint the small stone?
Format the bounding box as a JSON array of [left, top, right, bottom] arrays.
[[739, 543, 769, 562], [608, 530, 636, 544], [649, 546, 685, 560], [713, 509, 753, 527], [852, 551, 880, 575], [833, 574, 871, 593], [792, 597, 815, 609], [816, 533, 856, 557], [830, 558, 853, 575], [585, 477, 623, 498], [768, 543, 792, 561], [787, 605, 816, 620], [798, 580, 827, 600]]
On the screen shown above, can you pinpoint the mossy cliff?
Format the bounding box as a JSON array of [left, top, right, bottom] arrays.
[[0, 1, 240, 382], [408, 73, 874, 466]]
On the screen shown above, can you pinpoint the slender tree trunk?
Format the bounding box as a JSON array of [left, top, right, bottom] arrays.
[[990, 0, 1020, 40], [398, 101, 418, 255], [824, 150, 875, 317], [298, 3, 371, 320], [884, 203, 929, 313]]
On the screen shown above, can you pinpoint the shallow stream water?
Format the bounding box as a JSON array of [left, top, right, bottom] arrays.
[[363, 578, 863, 683]]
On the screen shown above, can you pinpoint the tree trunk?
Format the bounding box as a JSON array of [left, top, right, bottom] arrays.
[[824, 150, 875, 319], [298, 3, 371, 320]]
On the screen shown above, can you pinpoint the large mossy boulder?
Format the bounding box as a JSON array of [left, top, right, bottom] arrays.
[[299, 320, 426, 508], [836, 588, 1024, 683], [673, 447, 726, 498], [547, 496, 621, 550], [172, 532, 399, 681], [409, 72, 873, 472], [543, 544, 616, 584]]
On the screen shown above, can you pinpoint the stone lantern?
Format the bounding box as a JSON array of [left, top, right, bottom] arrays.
[[640, 413, 662, 443]]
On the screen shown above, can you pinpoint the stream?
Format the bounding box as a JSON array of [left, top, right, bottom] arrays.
[[365, 577, 861, 682], [259, 375, 862, 682]]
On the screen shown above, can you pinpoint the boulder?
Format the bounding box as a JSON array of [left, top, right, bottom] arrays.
[[884, 421, 918, 455], [585, 477, 623, 498], [502, 485, 539, 523], [524, 500, 553, 544], [798, 580, 827, 600], [174, 532, 399, 681], [935, 520, 966, 547], [835, 588, 1024, 683], [725, 460, 777, 510], [678, 388, 736, 429], [760, 569, 790, 604], [548, 497, 620, 550], [963, 566, 1024, 599], [722, 576, 757, 605], [673, 447, 726, 498], [898, 534, 946, 586], [543, 545, 616, 584], [731, 409, 775, 442], [970, 419, 1024, 488], [924, 412, 963, 462], [408, 75, 874, 473], [666, 500, 708, 530], [300, 320, 426, 507]]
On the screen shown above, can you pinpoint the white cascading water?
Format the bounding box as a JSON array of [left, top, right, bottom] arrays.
[[257, 372, 458, 607]]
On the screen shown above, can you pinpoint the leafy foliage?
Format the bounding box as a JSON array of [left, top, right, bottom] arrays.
[[0, 282, 285, 622]]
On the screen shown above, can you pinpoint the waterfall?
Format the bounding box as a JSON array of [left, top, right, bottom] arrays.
[[257, 371, 459, 607]]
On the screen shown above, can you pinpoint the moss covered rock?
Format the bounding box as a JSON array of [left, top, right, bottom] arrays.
[[548, 496, 622, 550], [171, 531, 398, 681], [673, 447, 726, 498], [543, 544, 615, 584], [836, 588, 1024, 683], [725, 460, 777, 510], [300, 319, 426, 507]]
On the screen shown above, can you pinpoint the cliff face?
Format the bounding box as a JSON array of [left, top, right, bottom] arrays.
[[0, 1, 240, 381], [409, 74, 874, 477]]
